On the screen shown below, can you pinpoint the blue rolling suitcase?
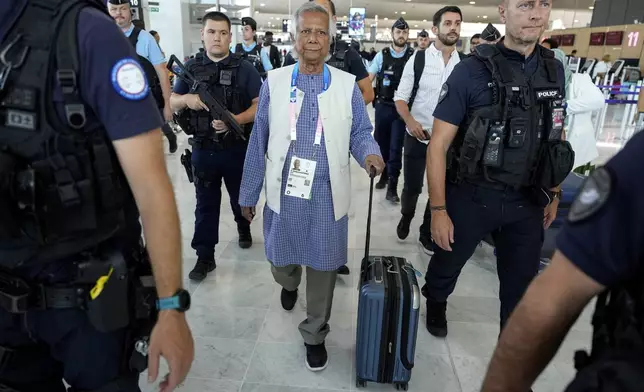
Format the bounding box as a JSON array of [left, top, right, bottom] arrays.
[[355, 170, 421, 391]]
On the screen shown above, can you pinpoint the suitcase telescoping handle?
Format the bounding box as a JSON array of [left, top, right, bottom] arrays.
[[360, 167, 377, 283], [363, 166, 377, 262]]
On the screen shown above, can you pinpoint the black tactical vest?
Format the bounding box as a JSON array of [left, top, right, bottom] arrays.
[[181, 52, 252, 144], [376, 46, 414, 104], [566, 278, 644, 392], [235, 42, 265, 77], [450, 44, 571, 189], [0, 0, 132, 269], [326, 40, 349, 72]]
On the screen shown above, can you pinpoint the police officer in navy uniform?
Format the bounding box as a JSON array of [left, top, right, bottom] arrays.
[[0, 0, 194, 391], [423, 0, 573, 338], [235, 17, 269, 78], [368, 18, 415, 202], [479, 131, 644, 391], [171, 12, 261, 282]]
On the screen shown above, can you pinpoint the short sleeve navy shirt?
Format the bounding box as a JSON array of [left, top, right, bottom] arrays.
[[433, 42, 566, 127], [172, 52, 262, 110], [557, 131, 644, 287], [2, 3, 163, 141]]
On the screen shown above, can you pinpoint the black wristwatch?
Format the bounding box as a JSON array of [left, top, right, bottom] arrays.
[[156, 289, 191, 312]]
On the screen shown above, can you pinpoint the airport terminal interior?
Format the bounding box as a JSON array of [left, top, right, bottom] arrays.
[[104, 0, 644, 390]]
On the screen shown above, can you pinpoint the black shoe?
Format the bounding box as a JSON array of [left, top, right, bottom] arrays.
[[167, 134, 178, 154], [304, 342, 329, 372], [375, 175, 387, 190], [280, 288, 298, 311], [426, 300, 448, 337], [397, 215, 412, 240], [336, 265, 350, 275], [386, 177, 400, 203], [419, 235, 435, 255], [188, 259, 216, 282], [238, 224, 252, 249]]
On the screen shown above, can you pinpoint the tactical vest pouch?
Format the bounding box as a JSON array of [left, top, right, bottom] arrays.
[[0, 153, 19, 238], [532, 140, 575, 189], [507, 118, 527, 148], [565, 349, 644, 392], [482, 123, 505, 168], [459, 117, 489, 176]]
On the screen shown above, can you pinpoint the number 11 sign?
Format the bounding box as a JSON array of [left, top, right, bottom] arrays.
[[628, 31, 640, 47]]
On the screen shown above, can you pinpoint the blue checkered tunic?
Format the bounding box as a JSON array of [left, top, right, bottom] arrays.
[[239, 74, 381, 271]]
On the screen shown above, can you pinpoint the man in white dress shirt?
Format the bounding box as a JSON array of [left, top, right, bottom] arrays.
[[393, 6, 463, 254]]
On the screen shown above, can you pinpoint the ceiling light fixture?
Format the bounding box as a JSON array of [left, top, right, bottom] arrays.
[[255, 10, 259, 13], [401, 11, 406, 14], [384, 17, 389, 20], [395, 11, 398, 14], [589, 6, 594, 9], [482, 15, 488, 19], [574, 19, 579, 22], [414, 24, 418, 27], [469, 1, 475, 3], [423, 19, 427, 22], [260, 3, 265, 6]]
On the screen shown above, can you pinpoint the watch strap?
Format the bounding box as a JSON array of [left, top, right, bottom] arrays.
[[157, 296, 181, 311]]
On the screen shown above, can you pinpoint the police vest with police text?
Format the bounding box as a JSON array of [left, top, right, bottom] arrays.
[[0, 0, 133, 269], [449, 44, 574, 190], [181, 52, 252, 143], [235, 43, 265, 77], [326, 40, 349, 73], [376, 46, 414, 104]]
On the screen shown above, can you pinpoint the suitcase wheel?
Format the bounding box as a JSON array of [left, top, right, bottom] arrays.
[[356, 378, 367, 388], [395, 382, 409, 391]]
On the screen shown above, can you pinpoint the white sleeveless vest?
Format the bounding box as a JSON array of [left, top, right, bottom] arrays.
[[265, 64, 356, 221]]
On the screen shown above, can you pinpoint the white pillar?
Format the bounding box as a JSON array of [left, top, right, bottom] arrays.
[[145, 0, 190, 60]]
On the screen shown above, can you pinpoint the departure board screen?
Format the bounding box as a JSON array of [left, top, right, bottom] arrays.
[[605, 31, 624, 46], [589, 32, 605, 46]]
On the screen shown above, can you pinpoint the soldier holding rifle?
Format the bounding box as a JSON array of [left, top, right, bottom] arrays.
[[170, 11, 262, 282]]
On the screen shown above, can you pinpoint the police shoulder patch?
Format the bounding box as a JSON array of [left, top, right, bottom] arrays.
[[438, 83, 449, 104], [568, 167, 613, 224], [111, 58, 149, 101]]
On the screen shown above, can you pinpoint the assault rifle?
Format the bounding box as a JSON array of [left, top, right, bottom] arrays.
[[167, 55, 246, 141]]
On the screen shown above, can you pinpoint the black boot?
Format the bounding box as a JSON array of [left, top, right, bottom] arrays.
[[375, 174, 388, 190], [189, 258, 216, 282], [396, 215, 413, 240], [386, 177, 400, 203], [426, 300, 448, 337], [162, 123, 178, 153], [238, 224, 252, 249]]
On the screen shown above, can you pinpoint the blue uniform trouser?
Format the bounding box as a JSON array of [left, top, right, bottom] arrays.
[[0, 265, 138, 392], [191, 144, 248, 260], [374, 102, 406, 180], [422, 182, 543, 328]]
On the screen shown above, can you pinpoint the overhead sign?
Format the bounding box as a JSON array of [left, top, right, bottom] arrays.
[[589, 32, 605, 46], [605, 31, 624, 46], [627, 31, 640, 47]]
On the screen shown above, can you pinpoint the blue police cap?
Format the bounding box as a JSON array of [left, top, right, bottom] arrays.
[[241, 17, 257, 30], [108, 0, 131, 5], [392, 17, 408, 30]]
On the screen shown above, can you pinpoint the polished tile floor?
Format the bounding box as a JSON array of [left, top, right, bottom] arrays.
[[142, 113, 600, 392]]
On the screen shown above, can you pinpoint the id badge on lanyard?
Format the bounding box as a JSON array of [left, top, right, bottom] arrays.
[[289, 65, 331, 145]]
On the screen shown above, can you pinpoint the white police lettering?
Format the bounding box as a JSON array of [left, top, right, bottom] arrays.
[[536, 89, 559, 100], [111, 58, 149, 101]]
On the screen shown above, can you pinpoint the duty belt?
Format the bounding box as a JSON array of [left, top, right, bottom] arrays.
[[0, 270, 85, 313]]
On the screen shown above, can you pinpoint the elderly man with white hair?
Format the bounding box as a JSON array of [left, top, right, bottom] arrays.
[[238, 2, 384, 372]]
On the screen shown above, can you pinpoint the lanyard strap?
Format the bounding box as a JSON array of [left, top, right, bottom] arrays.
[[289, 65, 330, 145]]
